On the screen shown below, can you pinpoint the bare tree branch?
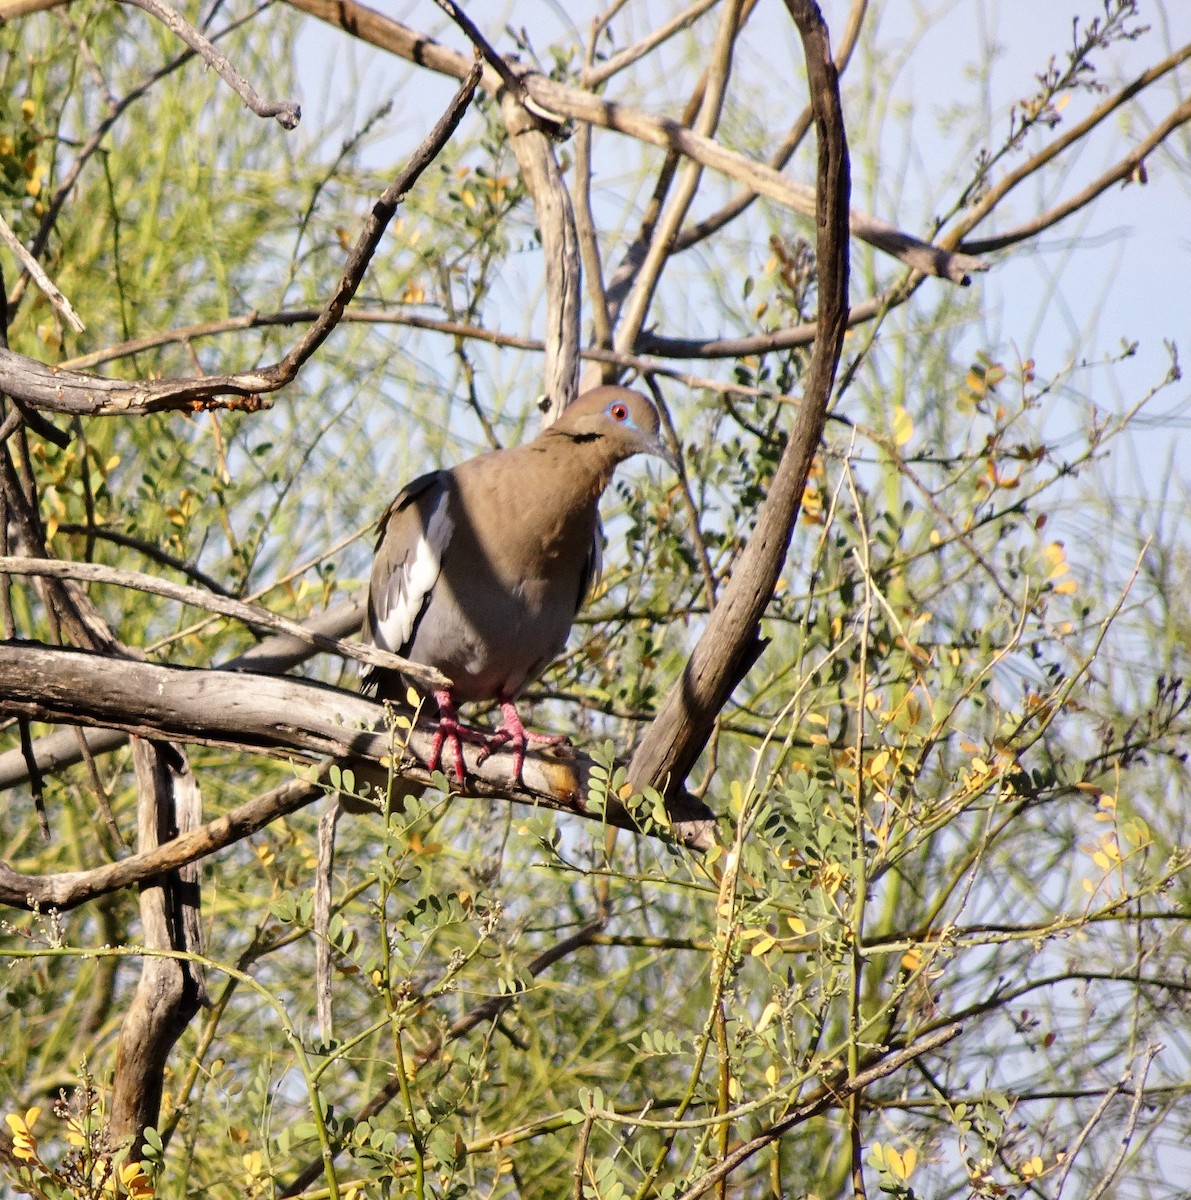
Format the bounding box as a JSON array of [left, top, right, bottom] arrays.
[[0, 775, 322, 912], [0, 211, 85, 332], [496, 86, 582, 419], [0, 62, 481, 419], [626, 0, 852, 801], [0, 598, 365, 790], [115, 0, 300, 129], [959, 92, 1191, 255], [0, 555, 448, 686], [583, 0, 721, 89], [949, 37, 1191, 252], [671, 0, 870, 255], [108, 738, 206, 1148], [281, 0, 985, 284], [0, 641, 717, 849], [612, 0, 749, 356]]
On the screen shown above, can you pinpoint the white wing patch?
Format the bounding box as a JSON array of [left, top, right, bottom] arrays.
[[374, 492, 453, 654]]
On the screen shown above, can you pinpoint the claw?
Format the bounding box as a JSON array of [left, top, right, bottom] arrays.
[[473, 698, 569, 785]]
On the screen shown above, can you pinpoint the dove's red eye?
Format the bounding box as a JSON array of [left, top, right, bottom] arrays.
[[610, 402, 629, 421]]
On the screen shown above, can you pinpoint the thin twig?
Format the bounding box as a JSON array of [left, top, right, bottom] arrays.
[[0, 555, 449, 686], [0, 62, 481, 419], [116, 0, 300, 128], [0, 211, 85, 332]]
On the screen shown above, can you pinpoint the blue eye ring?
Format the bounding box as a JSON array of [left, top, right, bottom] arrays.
[[609, 402, 629, 422]]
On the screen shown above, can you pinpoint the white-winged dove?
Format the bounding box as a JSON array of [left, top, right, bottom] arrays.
[[363, 385, 677, 782]]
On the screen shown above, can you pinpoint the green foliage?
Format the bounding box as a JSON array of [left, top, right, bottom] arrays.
[[2, 3, 1191, 1199]]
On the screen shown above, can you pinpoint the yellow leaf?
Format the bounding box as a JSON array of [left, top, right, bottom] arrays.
[[902, 1147, 918, 1176], [892, 405, 913, 447], [21, 98, 35, 120], [805, 712, 828, 726], [1091, 850, 1111, 871], [786, 915, 806, 935], [886, 1146, 906, 1179], [901, 947, 922, 971], [121, 1161, 155, 1199], [764, 1064, 779, 1086], [405, 685, 421, 708], [1054, 579, 1078, 595], [751, 934, 777, 956], [1043, 541, 1068, 577]]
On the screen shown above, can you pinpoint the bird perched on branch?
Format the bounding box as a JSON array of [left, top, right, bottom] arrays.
[[363, 385, 678, 783]]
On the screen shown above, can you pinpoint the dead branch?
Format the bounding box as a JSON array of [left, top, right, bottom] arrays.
[[0, 63, 481, 419], [0, 641, 717, 851], [0, 775, 321, 911], [0, 212, 85, 332], [612, 0, 749, 356], [0, 599, 365, 790], [671, 0, 869, 255], [281, 0, 985, 284], [115, 0, 300, 128], [626, 0, 852, 801], [583, 0, 721, 88], [108, 739, 206, 1147]]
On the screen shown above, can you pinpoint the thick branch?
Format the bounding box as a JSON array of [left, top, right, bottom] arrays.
[[0, 598, 365, 789], [0, 642, 716, 851], [108, 738, 205, 1147], [626, 0, 852, 799]]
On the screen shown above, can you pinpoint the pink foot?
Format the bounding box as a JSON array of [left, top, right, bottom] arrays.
[[476, 699, 569, 783], [427, 689, 490, 783]]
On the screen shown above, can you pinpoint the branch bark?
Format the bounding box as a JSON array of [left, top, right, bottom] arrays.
[[115, 0, 300, 129], [108, 739, 206, 1149], [0, 598, 364, 790], [0, 642, 716, 859], [498, 94, 582, 422], [626, 0, 852, 800]]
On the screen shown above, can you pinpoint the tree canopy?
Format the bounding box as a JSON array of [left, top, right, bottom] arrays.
[[1, 1, 1190, 1197]]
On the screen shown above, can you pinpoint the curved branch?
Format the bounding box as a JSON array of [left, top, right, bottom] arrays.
[[626, 0, 852, 799], [116, 0, 300, 129]]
